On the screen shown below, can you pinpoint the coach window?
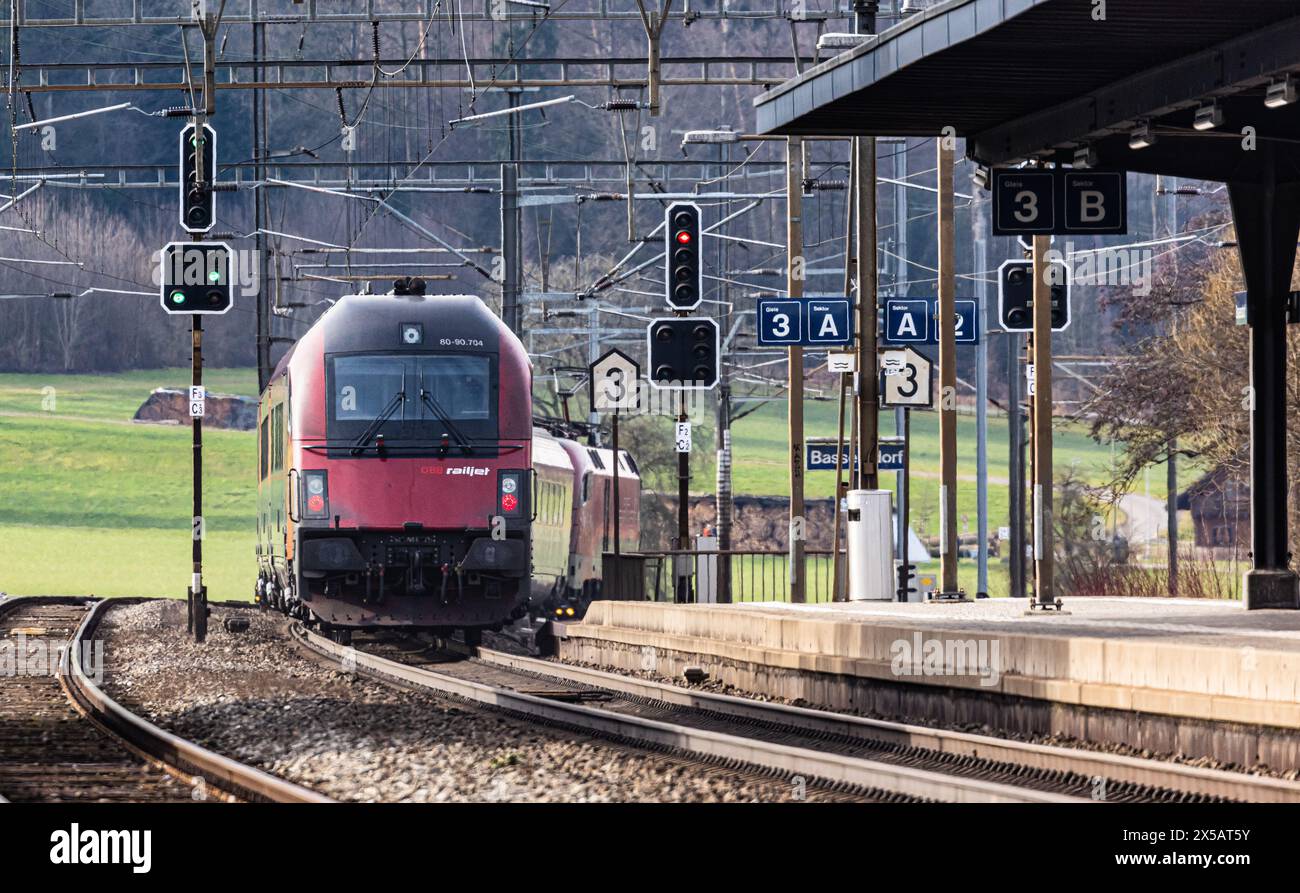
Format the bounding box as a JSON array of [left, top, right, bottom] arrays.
[[272, 404, 284, 471], [260, 417, 269, 480]]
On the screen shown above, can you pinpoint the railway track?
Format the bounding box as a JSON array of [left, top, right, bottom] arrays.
[[0, 597, 330, 803], [467, 646, 1300, 804], [324, 627, 1300, 804], [293, 622, 1090, 803]]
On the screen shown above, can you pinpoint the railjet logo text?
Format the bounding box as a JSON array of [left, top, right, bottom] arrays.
[[49, 824, 152, 874]]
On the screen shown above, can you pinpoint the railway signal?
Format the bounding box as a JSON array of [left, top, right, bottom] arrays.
[[160, 241, 234, 315], [664, 201, 703, 310], [998, 259, 1069, 332], [179, 122, 217, 234], [647, 317, 719, 389]]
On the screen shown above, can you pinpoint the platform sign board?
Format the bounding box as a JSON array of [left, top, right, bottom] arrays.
[[757, 296, 853, 347], [993, 170, 1055, 236], [589, 348, 640, 413], [805, 298, 853, 345], [1062, 171, 1127, 234], [884, 298, 929, 344], [952, 300, 979, 344], [880, 347, 933, 408], [757, 299, 802, 345], [883, 298, 978, 345], [993, 169, 1127, 236]]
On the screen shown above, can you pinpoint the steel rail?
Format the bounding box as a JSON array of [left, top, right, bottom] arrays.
[[476, 647, 1300, 804], [292, 622, 1084, 804], [63, 599, 333, 804]]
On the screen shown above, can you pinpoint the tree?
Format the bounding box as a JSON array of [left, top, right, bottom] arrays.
[[1086, 229, 1300, 559]]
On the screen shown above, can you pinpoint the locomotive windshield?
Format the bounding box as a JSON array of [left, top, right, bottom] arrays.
[[326, 353, 497, 450]]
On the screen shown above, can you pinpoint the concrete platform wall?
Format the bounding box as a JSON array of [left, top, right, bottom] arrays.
[[561, 602, 1300, 769]]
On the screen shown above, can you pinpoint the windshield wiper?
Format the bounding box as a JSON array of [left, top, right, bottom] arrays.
[[419, 386, 474, 455], [350, 390, 405, 455]]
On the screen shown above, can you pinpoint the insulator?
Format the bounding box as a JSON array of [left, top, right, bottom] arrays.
[[603, 99, 640, 111], [335, 87, 348, 125]]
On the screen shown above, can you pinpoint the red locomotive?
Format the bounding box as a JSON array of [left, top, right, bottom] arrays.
[[255, 291, 639, 642]]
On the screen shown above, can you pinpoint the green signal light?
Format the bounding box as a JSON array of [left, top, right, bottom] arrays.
[[170, 290, 186, 304], [207, 269, 221, 283]]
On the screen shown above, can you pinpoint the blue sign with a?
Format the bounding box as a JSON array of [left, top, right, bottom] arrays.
[[758, 296, 853, 347], [883, 298, 979, 345], [885, 299, 929, 343], [806, 299, 852, 344]]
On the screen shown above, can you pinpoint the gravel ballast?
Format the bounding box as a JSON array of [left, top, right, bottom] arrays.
[[98, 601, 816, 803]]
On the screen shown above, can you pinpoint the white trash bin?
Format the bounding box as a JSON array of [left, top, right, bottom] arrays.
[[846, 489, 894, 601]]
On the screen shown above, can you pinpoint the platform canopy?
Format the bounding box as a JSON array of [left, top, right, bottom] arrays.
[[755, 0, 1300, 183]]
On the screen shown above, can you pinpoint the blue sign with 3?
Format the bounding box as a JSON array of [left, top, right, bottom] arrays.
[[757, 299, 802, 345]]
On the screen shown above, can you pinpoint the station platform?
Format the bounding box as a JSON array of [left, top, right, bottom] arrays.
[[555, 598, 1300, 768]]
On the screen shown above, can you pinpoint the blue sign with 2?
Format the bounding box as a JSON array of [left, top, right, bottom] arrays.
[[758, 296, 853, 347]]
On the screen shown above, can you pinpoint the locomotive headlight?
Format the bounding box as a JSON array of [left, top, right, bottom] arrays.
[[302, 470, 330, 520], [501, 477, 517, 495]]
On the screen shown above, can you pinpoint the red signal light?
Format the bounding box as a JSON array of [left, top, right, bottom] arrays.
[[675, 230, 692, 245], [501, 493, 518, 512]]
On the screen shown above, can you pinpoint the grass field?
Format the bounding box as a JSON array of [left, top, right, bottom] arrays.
[[0, 369, 259, 600], [0, 367, 1141, 600]]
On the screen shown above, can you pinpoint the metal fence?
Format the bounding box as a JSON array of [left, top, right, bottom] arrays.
[[602, 549, 844, 604]]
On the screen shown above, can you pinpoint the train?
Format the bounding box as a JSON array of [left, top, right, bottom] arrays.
[[254, 290, 640, 642]]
